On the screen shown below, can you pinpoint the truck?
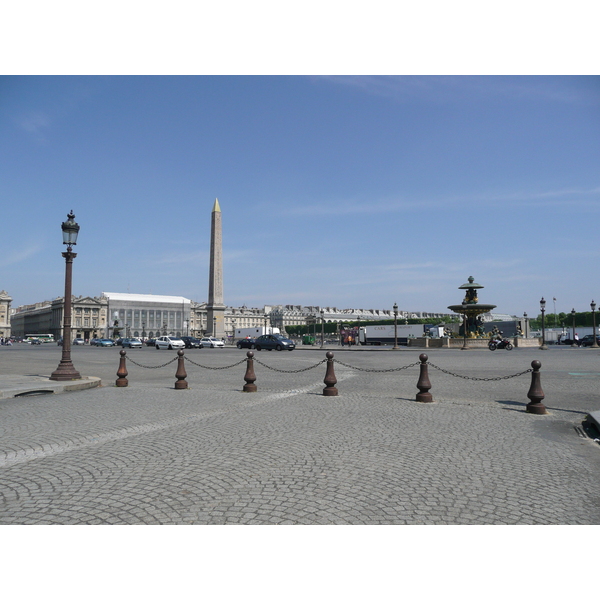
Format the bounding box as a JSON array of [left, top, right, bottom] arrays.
[[234, 326, 280, 339], [358, 324, 425, 346]]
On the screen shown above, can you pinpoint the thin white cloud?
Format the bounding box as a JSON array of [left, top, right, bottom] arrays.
[[15, 112, 51, 143], [316, 76, 600, 106], [280, 185, 600, 217], [0, 244, 42, 266]]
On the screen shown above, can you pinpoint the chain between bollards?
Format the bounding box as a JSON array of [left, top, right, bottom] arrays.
[[174, 349, 188, 389], [116, 349, 128, 387], [526, 360, 547, 414], [323, 351, 338, 396], [243, 351, 257, 392], [416, 353, 433, 403]]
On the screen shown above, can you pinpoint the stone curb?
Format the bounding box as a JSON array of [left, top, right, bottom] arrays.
[[0, 376, 102, 400]]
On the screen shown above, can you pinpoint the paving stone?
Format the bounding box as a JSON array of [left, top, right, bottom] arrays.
[[1, 345, 600, 524]]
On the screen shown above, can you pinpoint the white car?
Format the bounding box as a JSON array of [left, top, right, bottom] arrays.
[[200, 337, 225, 348], [155, 336, 185, 350]]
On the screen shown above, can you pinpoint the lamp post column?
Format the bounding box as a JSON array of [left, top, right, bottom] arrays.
[[50, 249, 81, 380], [320, 310, 325, 349], [571, 308, 577, 348], [393, 302, 399, 350], [540, 297, 548, 350], [591, 301, 599, 348]]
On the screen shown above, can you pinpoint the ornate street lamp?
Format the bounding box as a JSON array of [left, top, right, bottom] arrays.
[[540, 298, 548, 350], [50, 211, 82, 381], [320, 309, 325, 349], [571, 308, 577, 348], [393, 302, 399, 350], [590, 301, 599, 348], [232, 319, 236, 344]]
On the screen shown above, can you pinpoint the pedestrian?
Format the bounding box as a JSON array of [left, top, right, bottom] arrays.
[[574, 332, 580, 347]]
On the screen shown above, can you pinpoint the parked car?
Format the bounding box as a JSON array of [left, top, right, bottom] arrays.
[[200, 337, 225, 348], [181, 336, 201, 348], [155, 336, 185, 350], [73, 338, 85, 345], [236, 338, 256, 349], [145, 338, 156, 347], [255, 334, 295, 351], [121, 337, 142, 348], [580, 335, 600, 347], [30, 338, 42, 345], [95, 338, 116, 347]]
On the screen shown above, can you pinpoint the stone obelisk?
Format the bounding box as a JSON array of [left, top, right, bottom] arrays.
[[207, 198, 225, 338]]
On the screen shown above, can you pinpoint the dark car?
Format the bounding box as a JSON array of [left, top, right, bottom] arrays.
[[181, 336, 201, 348], [145, 338, 156, 347], [236, 338, 256, 349], [580, 335, 600, 347], [254, 334, 295, 351]]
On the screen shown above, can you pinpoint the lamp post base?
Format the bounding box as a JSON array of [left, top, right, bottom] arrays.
[[50, 360, 81, 381]]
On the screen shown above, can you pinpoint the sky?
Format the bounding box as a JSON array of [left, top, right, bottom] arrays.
[[1, 74, 599, 318]]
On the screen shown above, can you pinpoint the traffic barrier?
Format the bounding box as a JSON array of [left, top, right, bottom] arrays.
[[243, 351, 257, 392], [526, 360, 547, 414], [174, 349, 188, 390], [323, 351, 338, 396], [116, 349, 128, 387], [113, 350, 548, 416], [416, 353, 433, 403]]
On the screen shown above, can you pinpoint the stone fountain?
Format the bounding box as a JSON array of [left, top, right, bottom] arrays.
[[448, 276, 496, 339]]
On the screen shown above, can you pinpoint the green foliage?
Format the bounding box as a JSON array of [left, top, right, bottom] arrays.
[[531, 311, 597, 330]]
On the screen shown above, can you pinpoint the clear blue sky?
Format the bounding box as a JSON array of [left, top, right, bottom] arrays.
[[1, 75, 599, 317]]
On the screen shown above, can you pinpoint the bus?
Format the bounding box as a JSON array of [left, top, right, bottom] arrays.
[[25, 334, 55, 343]]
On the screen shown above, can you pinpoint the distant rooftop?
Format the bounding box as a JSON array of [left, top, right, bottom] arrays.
[[102, 292, 191, 305]]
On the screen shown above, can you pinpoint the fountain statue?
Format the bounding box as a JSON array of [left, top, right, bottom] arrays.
[[447, 276, 497, 339]]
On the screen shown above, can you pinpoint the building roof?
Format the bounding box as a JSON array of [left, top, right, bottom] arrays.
[[102, 292, 191, 305]]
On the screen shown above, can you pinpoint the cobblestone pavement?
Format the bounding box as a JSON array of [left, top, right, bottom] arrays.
[[1, 344, 599, 524]]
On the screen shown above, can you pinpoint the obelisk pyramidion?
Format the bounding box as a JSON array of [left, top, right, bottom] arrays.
[[207, 198, 225, 338]]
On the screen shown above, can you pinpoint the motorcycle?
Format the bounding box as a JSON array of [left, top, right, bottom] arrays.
[[489, 338, 513, 351]]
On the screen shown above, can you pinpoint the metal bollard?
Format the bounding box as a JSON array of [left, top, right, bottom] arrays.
[[416, 353, 433, 403], [116, 349, 128, 387], [526, 360, 547, 414], [323, 351, 338, 396], [174, 349, 188, 390], [243, 351, 257, 392]]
